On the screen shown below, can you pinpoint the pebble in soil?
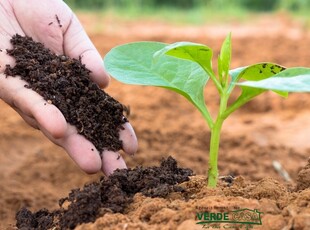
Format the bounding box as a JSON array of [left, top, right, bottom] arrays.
[[15, 156, 193, 230], [4, 34, 126, 153]]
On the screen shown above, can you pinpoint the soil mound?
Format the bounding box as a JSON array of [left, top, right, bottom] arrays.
[[296, 158, 310, 191], [15, 157, 193, 229]]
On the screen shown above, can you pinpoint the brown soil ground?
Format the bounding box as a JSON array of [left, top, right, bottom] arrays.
[[1, 13, 310, 229]]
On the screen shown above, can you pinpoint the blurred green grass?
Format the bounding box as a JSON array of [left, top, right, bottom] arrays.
[[88, 6, 250, 25], [65, 0, 310, 26]]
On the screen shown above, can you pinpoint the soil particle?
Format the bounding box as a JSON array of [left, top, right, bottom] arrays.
[[261, 214, 287, 230], [55, 14, 62, 27], [15, 157, 193, 229], [219, 175, 235, 186], [292, 214, 310, 230], [296, 157, 310, 191], [221, 176, 288, 200], [4, 34, 126, 153], [250, 177, 288, 200]]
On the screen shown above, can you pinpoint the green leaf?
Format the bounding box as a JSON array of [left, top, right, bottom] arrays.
[[104, 41, 211, 124], [237, 62, 287, 97], [230, 62, 286, 83], [239, 63, 286, 81], [229, 62, 286, 94], [238, 67, 310, 92], [153, 41, 214, 77], [224, 63, 287, 117], [218, 33, 231, 85], [218, 55, 223, 84]]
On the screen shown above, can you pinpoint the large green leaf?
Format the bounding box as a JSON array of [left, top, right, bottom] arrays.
[[153, 41, 214, 76], [104, 41, 210, 120], [238, 67, 310, 92]]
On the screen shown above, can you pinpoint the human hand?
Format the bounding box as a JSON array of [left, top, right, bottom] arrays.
[[0, 0, 138, 175]]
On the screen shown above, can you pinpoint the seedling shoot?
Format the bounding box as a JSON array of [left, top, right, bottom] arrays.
[[104, 33, 310, 187]]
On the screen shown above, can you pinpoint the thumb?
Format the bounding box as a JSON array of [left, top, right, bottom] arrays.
[[13, 0, 109, 88], [63, 13, 110, 88]]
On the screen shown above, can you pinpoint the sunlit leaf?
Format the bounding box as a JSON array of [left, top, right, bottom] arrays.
[[154, 41, 214, 76], [226, 63, 287, 115], [238, 67, 310, 92], [104, 41, 210, 120]]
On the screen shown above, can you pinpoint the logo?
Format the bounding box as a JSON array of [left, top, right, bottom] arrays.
[[196, 208, 263, 229]]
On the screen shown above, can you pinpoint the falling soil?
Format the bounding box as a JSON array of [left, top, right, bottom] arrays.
[[4, 34, 126, 153], [15, 157, 193, 229]]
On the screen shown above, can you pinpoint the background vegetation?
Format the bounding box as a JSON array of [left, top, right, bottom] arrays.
[[64, 0, 310, 12], [64, 0, 310, 25]]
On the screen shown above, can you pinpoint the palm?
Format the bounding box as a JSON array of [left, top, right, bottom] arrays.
[[0, 0, 137, 175]]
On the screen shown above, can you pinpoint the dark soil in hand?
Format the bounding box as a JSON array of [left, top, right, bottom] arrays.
[[15, 157, 193, 230], [4, 34, 126, 152]]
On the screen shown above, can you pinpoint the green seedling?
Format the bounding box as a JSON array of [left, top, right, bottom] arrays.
[[104, 34, 310, 187]]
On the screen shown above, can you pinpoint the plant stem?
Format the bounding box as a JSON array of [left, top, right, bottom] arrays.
[[207, 117, 224, 187], [207, 93, 228, 187]]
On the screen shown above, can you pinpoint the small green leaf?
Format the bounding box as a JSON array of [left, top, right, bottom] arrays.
[[229, 62, 286, 94], [239, 63, 285, 80], [104, 41, 212, 125], [218, 55, 223, 84], [230, 62, 286, 82], [225, 63, 287, 117], [218, 33, 231, 85], [154, 41, 214, 77], [238, 67, 310, 92], [238, 63, 287, 97]]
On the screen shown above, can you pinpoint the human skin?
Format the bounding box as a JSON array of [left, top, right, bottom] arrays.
[[0, 0, 138, 175]]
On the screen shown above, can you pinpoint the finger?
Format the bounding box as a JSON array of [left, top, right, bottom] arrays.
[[13, 0, 109, 88], [0, 75, 67, 138], [63, 13, 110, 88], [41, 124, 102, 174], [101, 151, 127, 176], [12, 0, 66, 54], [0, 33, 16, 73], [0, 0, 25, 39], [13, 107, 39, 129], [119, 122, 138, 155]]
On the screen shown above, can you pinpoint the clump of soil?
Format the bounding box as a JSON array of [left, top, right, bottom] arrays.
[[296, 157, 310, 191], [15, 156, 193, 229], [4, 34, 126, 152], [74, 175, 310, 230]]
